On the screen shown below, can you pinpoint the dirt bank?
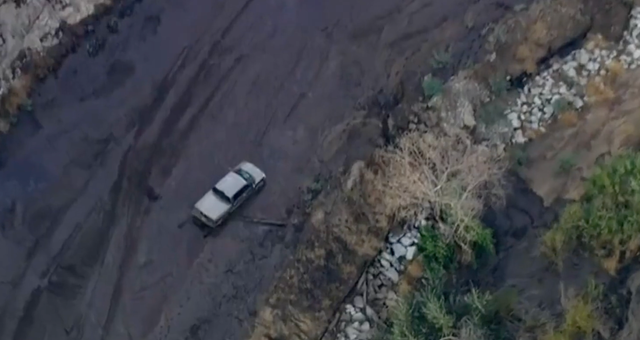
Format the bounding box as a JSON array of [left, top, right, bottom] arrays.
[[0, 0, 534, 340]]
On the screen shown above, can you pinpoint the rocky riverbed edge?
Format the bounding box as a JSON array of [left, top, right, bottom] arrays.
[[0, 0, 141, 133]]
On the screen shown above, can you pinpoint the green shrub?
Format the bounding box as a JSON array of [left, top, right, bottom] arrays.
[[510, 145, 529, 169], [552, 97, 573, 114], [543, 152, 640, 274], [478, 100, 507, 126], [381, 214, 504, 340], [431, 48, 451, 69], [556, 153, 578, 175], [422, 76, 444, 100], [541, 281, 602, 340], [489, 77, 510, 97], [418, 226, 456, 278], [383, 285, 515, 340]]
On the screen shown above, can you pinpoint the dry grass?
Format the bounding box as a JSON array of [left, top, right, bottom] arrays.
[[557, 110, 579, 127], [585, 77, 616, 104], [584, 34, 612, 52], [397, 257, 424, 297], [540, 282, 601, 340], [606, 59, 626, 80], [515, 44, 539, 74], [355, 128, 506, 261], [0, 51, 57, 134], [1, 74, 33, 116], [528, 21, 549, 45]]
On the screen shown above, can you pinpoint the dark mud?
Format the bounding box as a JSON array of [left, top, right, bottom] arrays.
[[0, 0, 529, 340]]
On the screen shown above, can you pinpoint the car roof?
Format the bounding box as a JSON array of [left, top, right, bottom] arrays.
[[214, 171, 249, 199]]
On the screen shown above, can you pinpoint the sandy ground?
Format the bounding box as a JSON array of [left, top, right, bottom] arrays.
[[0, 0, 525, 339]]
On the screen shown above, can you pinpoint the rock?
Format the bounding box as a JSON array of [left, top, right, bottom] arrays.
[[406, 245, 417, 260], [352, 312, 367, 322], [382, 267, 399, 283], [387, 233, 401, 243], [345, 325, 360, 340], [360, 321, 371, 332], [513, 129, 526, 144], [379, 258, 390, 268], [391, 243, 407, 258], [386, 290, 399, 307], [510, 116, 522, 128], [577, 50, 590, 65], [462, 109, 476, 128], [573, 97, 584, 109], [399, 236, 414, 247], [345, 304, 356, 315], [354, 295, 365, 309], [365, 305, 379, 322]]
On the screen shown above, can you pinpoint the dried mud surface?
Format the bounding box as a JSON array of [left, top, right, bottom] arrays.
[[0, 0, 526, 340]]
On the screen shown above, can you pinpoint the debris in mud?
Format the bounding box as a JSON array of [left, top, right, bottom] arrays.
[[86, 37, 107, 58], [85, 24, 96, 36], [145, 185, 161, 201], [107, 18, 120, 34]]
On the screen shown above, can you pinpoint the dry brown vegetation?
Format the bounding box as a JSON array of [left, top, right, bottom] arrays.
[[585, 77, 616, 104], [0, 73, 33, 133], [2, 74, 32, 114], [354, 128, 506, 260], [557, 110, 579, 127]]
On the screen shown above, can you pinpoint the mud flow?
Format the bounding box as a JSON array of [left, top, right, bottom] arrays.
[[0, 0, 526, 339]]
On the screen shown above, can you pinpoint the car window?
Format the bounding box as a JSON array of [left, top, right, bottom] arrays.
[[231, 184, 251, 202], [212, 187, 232, 204], [234, 168, 255, 184]]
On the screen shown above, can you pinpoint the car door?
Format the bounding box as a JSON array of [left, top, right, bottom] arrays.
[[229, 183, 253, 213]]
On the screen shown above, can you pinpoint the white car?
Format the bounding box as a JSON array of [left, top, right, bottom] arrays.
[[192, 161, 266, 229]]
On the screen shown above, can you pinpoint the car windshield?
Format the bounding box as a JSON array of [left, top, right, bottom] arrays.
[[211, 187, 232, 204], [234, 168, 254, 184]]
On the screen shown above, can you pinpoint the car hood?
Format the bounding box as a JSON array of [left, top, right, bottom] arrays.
[[194, 191, 231, 220]]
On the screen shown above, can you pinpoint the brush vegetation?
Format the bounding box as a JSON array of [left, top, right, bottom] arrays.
[[364, 127, 510, 340], [543, 152, 640, 274]]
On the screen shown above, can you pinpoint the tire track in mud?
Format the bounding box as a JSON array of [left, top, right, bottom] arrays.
[[100, 52, 245, 340], [1, 134, 119, 339], [7, 1, 256, 337]]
